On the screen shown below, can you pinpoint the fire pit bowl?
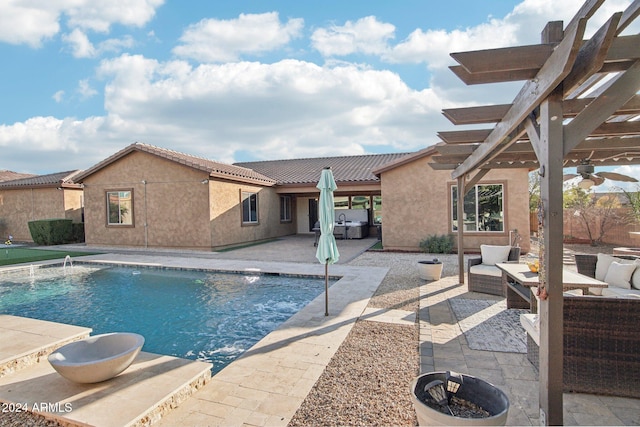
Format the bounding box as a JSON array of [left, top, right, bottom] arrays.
[[411, 371, 509, 426]]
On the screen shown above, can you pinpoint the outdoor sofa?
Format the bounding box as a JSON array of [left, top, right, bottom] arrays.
[[574, 253, 640, 297], [520, 252, 640, 398], [521, 295, 640, 398], [467, 245, 520, 296]]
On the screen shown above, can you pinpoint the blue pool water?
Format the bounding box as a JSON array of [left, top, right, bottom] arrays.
[[0, 265, 328, 373]]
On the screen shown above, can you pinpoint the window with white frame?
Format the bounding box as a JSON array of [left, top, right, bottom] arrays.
[[107, 190, 133, 226], [451, 184, 504, 232], [280, 195, 292, 222], [242, 191, 258, 224]]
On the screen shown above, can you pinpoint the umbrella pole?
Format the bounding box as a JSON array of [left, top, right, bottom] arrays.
[[325, 262, 329, 316]]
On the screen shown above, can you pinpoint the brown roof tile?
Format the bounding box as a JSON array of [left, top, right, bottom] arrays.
[[235, 152, 412, 185], [0, 170, 36, 182], [0, 170, 82, 189], [73, 143, 276, 186]]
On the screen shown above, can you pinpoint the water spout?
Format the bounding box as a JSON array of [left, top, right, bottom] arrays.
[[29, 264, 35, 278], [63, 255, 73, 274]]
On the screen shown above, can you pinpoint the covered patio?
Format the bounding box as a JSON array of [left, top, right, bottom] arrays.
[[430, 0, 640, 424]]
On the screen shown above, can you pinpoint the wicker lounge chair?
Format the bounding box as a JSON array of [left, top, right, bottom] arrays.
[[525, 295, 640, 398], [467, 246, 520, 296]]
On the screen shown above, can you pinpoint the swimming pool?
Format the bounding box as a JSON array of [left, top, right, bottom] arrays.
[[0, 265, 329, 373]]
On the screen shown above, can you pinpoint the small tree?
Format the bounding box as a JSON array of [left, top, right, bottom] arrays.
[[620, 184, 640, 226], [564, 186, 623, 245], [529, 171, 540, 212]]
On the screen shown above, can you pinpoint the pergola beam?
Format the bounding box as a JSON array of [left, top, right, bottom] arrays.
[[443, 94, 640, 125], [452, 17, 589, 179]]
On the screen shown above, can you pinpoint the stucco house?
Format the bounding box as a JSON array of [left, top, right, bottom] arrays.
[[2, 142, 530, 252], [72, 142, 409, 250], [373, 146, 531, 254], [0, 170, 83, 242]]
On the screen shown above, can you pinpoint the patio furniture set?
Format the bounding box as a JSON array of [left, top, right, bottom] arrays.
[[467, 246, 640, 398]]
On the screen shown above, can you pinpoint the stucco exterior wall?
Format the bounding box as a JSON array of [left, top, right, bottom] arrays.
[[83, 151, 212, 249], [208, 180, 296, 249], [0, 188, 82, 242], [82, 150, 296, 250], [380, 155, 531, 253]]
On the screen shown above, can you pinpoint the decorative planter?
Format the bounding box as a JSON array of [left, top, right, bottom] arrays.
[[411, 371, 509, 426], [418, 259, 443, 281]]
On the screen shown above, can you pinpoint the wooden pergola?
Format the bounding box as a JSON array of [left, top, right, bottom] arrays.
[[429, 0, 640, 424]]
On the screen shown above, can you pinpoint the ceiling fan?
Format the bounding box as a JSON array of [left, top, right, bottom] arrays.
[[563, 161, 638, 189]]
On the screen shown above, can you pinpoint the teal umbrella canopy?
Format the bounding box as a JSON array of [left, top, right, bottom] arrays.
[[316, 167, 339, 316], [315, 167, 339, 265]]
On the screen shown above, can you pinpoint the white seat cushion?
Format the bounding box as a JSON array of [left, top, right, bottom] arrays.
[[601, 287, 640, 298], [480, 245, 511, 266], [604, 261, 636, 289], [595, 253, 617, 281], [469, 264, 502, 277]]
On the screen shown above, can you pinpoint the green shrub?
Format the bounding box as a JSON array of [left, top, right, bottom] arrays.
[[71, 223, 85, 243], [28, 219, 74, 245], [419, 234, 455, 254]]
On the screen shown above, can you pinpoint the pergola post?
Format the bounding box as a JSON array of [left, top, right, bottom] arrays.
[[457, 176, 465, 284], [537, 87, 565, 426]]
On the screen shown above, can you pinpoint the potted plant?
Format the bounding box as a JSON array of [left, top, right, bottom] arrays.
[[411, 371, 509, 426], [417, 234, 453, 280]]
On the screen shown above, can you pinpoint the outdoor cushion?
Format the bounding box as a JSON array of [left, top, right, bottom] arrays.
[[595, 253, 618, 281], [480, 245, 511, 266], [469, 264, 502, 277], [604, 261, 636, 289], [632, 259, 640, 290], [601, 287, 640, 298]]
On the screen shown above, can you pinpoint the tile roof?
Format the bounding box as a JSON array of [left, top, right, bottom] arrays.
[[0, 170, 82, 189], [235, 152, 412, 185], [371, 146, 438, 176], [73, 142, 276, 186], [0, 170, 36, 182]]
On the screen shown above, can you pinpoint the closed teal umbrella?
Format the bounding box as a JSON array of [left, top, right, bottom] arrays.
[[316, 167, 339, 316]]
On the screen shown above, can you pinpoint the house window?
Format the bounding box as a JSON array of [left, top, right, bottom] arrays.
[[107, 190, 133, 226], [280, 196, 292, 222], [451, 184, 504, 232], [242, 191, 258, 224]]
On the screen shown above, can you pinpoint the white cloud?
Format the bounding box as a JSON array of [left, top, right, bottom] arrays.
[[0, 2, 61, 47], [62, 29, 97, 58], [311, 16, 396, 57], [64, 0, 165, 33], [78, 79, 98, 99], [53, 90, 65, 103], [172, 12, 304, 62], [0, 0, 163, 47], [0, 54, 446, 171]]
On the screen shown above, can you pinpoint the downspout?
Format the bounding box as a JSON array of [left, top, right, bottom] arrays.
[[457, 176, 465, 284], [142, 180, 148, 248]]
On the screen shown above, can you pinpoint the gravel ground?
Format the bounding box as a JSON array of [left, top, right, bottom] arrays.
[[289, 251, 470, 427]]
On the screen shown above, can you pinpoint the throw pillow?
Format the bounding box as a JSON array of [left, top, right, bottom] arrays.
[[632, 259, 640, 290], [595, 253, 617, 281], [480, 245, 512, 266], [603, 261, 636, 289]]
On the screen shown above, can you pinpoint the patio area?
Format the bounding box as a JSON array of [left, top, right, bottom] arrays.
[[1, 235, 639, 426]]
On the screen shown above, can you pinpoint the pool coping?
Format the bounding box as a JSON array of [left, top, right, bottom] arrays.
[[0, 253, 389, 426]]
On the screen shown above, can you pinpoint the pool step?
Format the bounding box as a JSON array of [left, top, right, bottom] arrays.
[[0, 315, 213, 427], [0, 314, 92, 377]]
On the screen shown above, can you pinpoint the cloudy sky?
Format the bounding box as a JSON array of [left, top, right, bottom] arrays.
[[0, 0, 637, 187]]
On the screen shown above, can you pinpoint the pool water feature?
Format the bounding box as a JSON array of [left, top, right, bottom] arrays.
[[0, 266, 329, 373]]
